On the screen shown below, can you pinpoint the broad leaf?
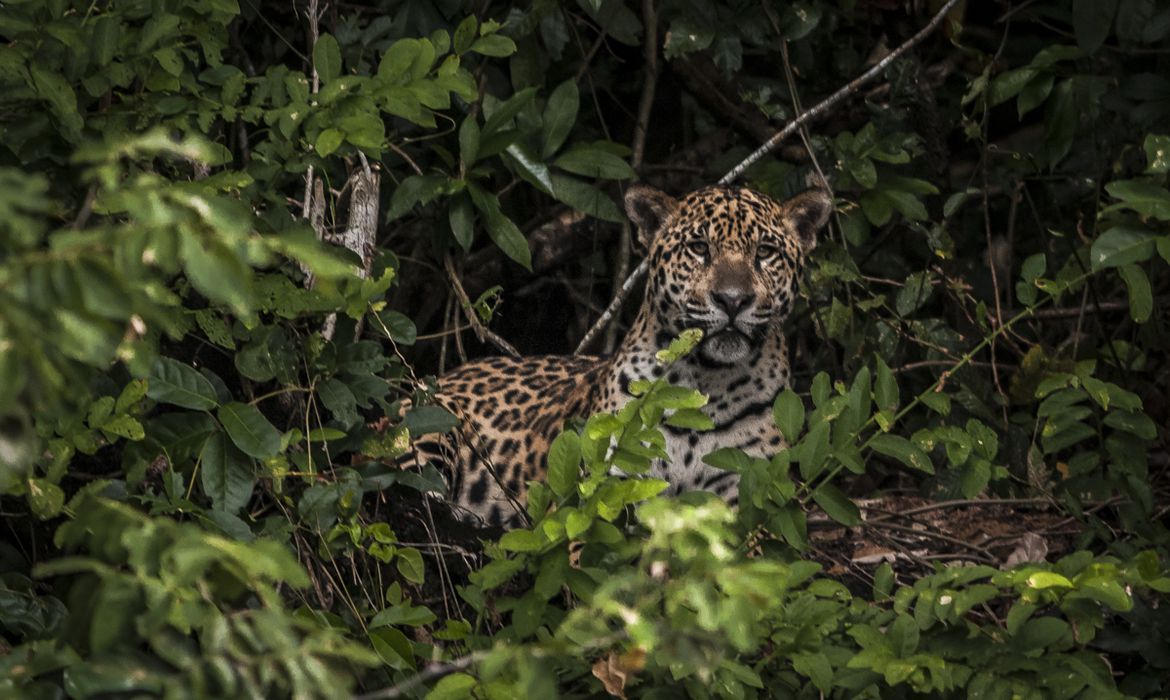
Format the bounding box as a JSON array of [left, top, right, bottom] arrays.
[[148, 358, 219, 411], [217, 402, 282, 459]]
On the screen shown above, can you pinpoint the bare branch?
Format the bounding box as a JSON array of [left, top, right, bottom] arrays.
[[444, 256, 521, 359], [575, 257, 650, 354], [718, 0, 962, 185]]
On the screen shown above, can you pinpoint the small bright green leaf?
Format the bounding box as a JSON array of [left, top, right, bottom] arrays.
[[1026, 571, 1074, 589], [396, 547, 425, 584], [27, 479, 65, 519], [427, 672, 477, 700], [316, 128, 344, 157], [469, 34, 516, 57]]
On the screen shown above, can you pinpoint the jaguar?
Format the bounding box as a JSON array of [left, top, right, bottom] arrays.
[[407, 183, 832, 526]]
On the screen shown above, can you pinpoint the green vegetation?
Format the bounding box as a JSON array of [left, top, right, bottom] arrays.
[[1, 0, 1167, 698]]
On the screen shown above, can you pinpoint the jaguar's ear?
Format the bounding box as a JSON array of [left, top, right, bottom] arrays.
[[625, 185, 678, 252], [782, 188, 833, 253]]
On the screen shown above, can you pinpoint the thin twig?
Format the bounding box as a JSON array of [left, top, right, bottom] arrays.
[[604, 0, 659, 353], [718, 0, 962, 185], [575, 257, 649, 354], [443, 255, 521, 359], [301, 0, 322, 219]]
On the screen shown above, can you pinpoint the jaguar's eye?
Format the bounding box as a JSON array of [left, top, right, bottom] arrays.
[[687, 240, 709, 257], [756, 243, 779, 260]]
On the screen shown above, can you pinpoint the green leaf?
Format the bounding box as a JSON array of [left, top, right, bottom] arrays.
[[542, 79, 579, 158], [779, 1, 823, 40], [1073, 0, 1119, 53], [319, 378, 359, 427], [387, 174, 449, 220], [453, 16, 478, 54], [797, 421, 830, 481], [459, 116, 479, 166], [869, 434, 934, 473], [217, 402, 282, 459], [181, 236, 254, 316], [547, 431, 581, 497], [27, 478, 65, 519], [448, 192, 475, 250], [30, 66, 82, 139], [396, 547, 425, 584], [812, 483, 861, 525], [468, 184, 532, 269], [403, 405, 459, 435], [427, 673, 477, 700], [370, 603, 437, 628], [504, 143, 554, 195], [665, 408, 714, 430], [378, 39, 421, 83], [314, 33, 342, 83], [378, 310, 417, 345], [1144, 134, 1170, 173], [550, 174, 623, 223], [771, 503, 807, 549], [874, 356, 898, 415], [1105, 179, 1170, 220], [988, 67, 1038, 106], [482, 87, 537, 135], [499, 529, 545, 552], [92, 15, 120, 67], [101, 415, 145, 441], [1027, 571, 1073, 589], [316, 128, 344, 157], [1090, 226, 1157, 269], [116, 379, 149, 414], [148, 358, 219, 411], [554, 145, 636, 180], [895, 271, 933, 316], [1117, 264, 1152, 323], [772, 389, 805, 443], [469, 34, 516, 57], [200, 431, 255, 514], [369, 627, 415, 670]]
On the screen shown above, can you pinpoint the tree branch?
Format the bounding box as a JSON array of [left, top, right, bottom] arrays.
[[718, 0, 962, 185]]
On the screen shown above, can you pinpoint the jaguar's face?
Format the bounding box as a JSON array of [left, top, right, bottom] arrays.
[[626, 185, 832, 365]]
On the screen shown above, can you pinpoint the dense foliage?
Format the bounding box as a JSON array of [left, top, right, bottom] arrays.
[[1, 0, 1168, 698]]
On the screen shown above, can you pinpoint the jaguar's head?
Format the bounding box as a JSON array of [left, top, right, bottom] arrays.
[[625, 184, 832, 366]]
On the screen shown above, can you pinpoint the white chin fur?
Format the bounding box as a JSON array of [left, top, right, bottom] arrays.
[[700, 331, 752, 364]]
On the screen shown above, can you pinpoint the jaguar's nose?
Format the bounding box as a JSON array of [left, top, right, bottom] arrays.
[[711, 289, 755, 317]]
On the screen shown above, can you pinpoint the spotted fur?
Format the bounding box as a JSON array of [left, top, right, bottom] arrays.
[[409, 185, 832, 526]]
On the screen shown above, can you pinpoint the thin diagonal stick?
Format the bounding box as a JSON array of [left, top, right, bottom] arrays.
[[719, 0, 962, 185]]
